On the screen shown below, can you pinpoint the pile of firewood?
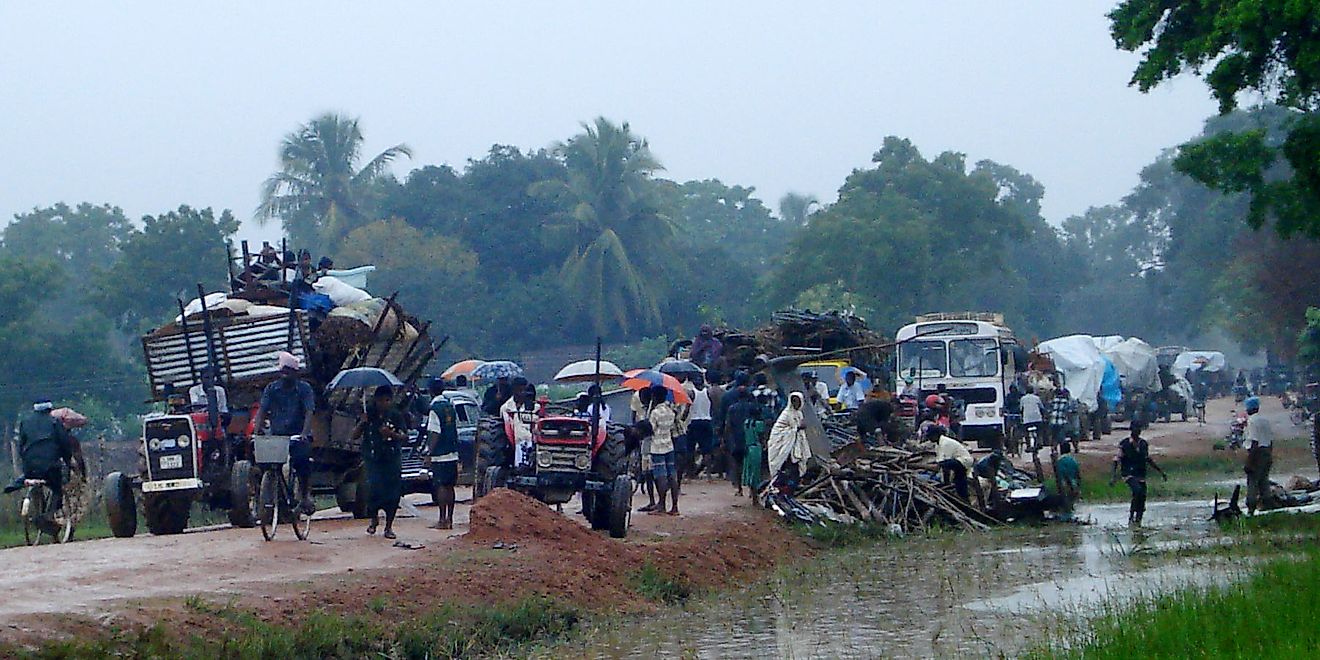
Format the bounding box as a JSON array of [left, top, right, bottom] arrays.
[[712, 308, 889, 373], [769, 445, 1001, 533]]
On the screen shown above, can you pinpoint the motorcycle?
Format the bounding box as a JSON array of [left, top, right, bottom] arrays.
[[1226, 410, 1247, 450]]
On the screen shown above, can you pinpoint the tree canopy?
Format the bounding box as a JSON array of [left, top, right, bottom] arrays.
[[1110, 1, 1320, 236]]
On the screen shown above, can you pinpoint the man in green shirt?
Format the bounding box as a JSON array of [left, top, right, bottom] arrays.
[[1053, 442, 1081, 522], [427, 378, 460, 530]]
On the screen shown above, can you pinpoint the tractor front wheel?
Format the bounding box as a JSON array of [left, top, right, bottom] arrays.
[[143, 491, 191, 536], [608, 474, 632, 539], [103, 471, 137, 538]]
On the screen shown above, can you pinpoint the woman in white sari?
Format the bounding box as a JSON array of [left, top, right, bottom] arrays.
[[768, 391, 811, 484]]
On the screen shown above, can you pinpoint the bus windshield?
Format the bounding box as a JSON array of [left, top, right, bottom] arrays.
[[898, 340, 947, 378], [949, 338, 999, 377]]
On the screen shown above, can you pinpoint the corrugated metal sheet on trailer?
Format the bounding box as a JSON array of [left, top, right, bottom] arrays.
[[143, 312, 309, 399]]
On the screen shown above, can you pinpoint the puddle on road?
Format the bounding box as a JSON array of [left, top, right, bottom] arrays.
[[567, 501, 1233, 659]]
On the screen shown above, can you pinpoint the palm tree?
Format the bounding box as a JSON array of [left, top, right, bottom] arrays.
[[257, 113, 411, 253], [549, 117, 672, 336], [779, 192, 820, 226]]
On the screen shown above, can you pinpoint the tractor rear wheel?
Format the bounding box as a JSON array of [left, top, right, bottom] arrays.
[[474, 417, 513, 500], [143, 491, 191, 536], [480, 465, 509, 498], [103, 471, 137, 538], [227, 460, 257, 528], [592, 424, 630, 481], [608, 474, 632, 539]]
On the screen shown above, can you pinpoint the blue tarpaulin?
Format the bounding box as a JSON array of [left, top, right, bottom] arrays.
[[1100, 357, 1122, 407]]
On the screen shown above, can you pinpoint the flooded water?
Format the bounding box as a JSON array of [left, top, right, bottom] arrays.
[[567, 501, 1237, 659]]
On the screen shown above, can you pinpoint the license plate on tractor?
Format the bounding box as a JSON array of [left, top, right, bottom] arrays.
[[159, 455, 183, 470]]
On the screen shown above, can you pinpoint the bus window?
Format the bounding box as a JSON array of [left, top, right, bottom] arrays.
[[950, 338, 999, 377], [899, 340, 946, 378]]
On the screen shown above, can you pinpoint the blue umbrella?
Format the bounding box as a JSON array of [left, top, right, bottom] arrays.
[[837, 366, 872, 391], [326, 367, 403, 390], [472, 360, 524, 382]]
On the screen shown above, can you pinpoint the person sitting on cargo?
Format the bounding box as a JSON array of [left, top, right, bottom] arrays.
[[689, 324, 723, 368], [500, 378, 536, 470], [252, 351, 316, 514]]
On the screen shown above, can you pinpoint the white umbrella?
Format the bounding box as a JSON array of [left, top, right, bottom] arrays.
[[553, 359, 626, 383]]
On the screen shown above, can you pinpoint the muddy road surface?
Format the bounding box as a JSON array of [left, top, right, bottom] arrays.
[[0, 480, 754, 625]]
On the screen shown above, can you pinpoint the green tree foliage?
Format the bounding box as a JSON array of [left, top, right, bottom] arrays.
[[542, 117, 674, 338], [1299, 307, 1320, 369], [769, 137, 1058, 336], [666, 179, 783, 270], [778, 192, 820, 226], [94, 206, 240, 329], [0, 256, 141, 421], [1110, 1, 1320, 236], [257, 113, 412, 252], [0, 203, 132, 273]]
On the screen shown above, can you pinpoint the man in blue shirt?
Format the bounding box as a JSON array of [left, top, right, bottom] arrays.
[[252, 352, 316, 513]]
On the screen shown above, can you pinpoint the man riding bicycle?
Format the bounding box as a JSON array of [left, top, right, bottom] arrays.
[[9, 400, 83, 524], [252, 352, 316, 514]]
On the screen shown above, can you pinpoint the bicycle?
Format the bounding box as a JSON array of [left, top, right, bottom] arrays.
[[20, 477, 74, 546], [253, 435, 311, 541]]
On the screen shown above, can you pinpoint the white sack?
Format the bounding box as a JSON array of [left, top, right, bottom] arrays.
[[1173, 351, 1227, 377], [313, 276, 372, 307], [1102, 337, 1159, 391], [1036, 335, 1106, 409]]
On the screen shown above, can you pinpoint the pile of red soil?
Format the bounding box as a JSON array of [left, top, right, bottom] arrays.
[[466, 489, 607, 549]]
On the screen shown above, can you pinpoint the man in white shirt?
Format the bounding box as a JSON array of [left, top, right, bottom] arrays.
[[803, 372, 831, 410], [930, 425, 973, 501], [838, 371, 866, 411], [687, 374, 714, 477], [1243, 396, 1275, 514], [1019, 388, 1045, 450], [188, 366, 229, 414], [500, 380, 535, 470]]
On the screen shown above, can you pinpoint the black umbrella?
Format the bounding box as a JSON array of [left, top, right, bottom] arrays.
[[326, 367, 404, 390], [657, 360, 703, 377]]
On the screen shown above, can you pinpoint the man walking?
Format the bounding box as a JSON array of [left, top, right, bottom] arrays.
[[686, 374, 714, 479], [1048, 388, 1073, 456], [838, 371, 866, 411], [1243, 396, 1276, 514], [426, 378, 460, 530], [1020, 387, 1046, 452], [1111, 423, 1168, 526]]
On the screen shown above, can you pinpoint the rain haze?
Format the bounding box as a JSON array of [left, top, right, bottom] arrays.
[[1, 1, 1216, 244]]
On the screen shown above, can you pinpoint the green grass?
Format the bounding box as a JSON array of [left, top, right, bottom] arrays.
[[1029, 547, 1320, 659], [794, 521, 897, 547], [629, 562, 692, 604], [17, 596, 581, 660], [1071, 453, 1245, 503]]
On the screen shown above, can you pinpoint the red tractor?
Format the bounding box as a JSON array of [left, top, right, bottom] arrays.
[[473, 400, 634, 538]]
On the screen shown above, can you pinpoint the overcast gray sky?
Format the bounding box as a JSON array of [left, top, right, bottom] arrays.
[[1, 2, 1216, 246]]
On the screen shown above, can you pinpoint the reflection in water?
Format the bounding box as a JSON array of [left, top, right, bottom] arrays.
[[571, 501, 1232, 659]]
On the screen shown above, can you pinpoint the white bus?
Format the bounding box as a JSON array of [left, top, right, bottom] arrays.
[[895, 313, 1020, 447]]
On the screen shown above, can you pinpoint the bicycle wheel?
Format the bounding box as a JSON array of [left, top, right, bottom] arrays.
[[258, 470, 280, 541], [290, 472, 312, 541], [22, 488, 47, 546]]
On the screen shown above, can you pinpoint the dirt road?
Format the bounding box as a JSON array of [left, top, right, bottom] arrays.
[[0, 478, 754, 627]]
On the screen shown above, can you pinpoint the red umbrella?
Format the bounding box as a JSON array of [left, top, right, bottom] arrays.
[[621, 370, 691, 405], [51, 407, 88, 429]]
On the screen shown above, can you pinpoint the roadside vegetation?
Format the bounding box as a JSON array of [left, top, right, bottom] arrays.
[[16, 596, 582, 660]]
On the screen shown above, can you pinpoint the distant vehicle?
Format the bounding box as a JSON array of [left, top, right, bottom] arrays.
[[895, 313, 1021, 448], [401, 390, 480, 495]]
